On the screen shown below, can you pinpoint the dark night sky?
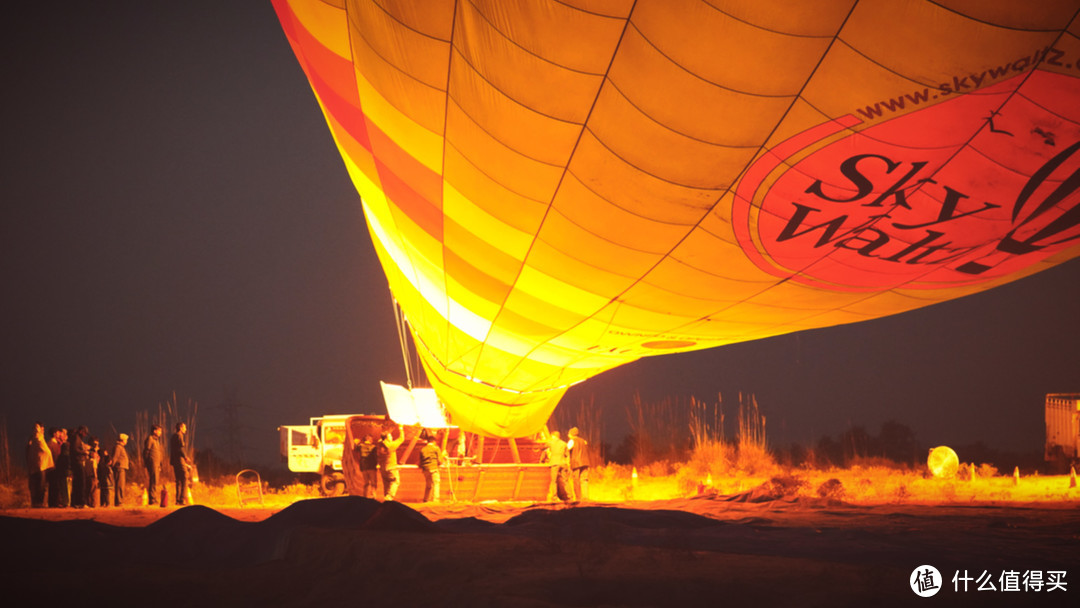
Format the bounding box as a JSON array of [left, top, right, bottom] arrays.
[[3, 2, 1078, 467]]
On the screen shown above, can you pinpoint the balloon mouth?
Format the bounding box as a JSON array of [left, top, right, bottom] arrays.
[[641, 340, 697, 350]]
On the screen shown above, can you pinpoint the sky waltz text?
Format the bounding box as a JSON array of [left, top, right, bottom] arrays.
[[774, 143, 1080, 276]]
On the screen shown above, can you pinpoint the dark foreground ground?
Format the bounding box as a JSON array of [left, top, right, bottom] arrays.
[[2, 493, 1078, 607]]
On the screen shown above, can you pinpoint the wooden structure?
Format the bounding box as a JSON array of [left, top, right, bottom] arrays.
[[341, 414, 552, 503], [1046, 393, 1080, 470]]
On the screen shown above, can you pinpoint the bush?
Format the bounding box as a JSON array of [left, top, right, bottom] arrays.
[[765, 475, 804, 497], [0, 479, 25, 509], [685, 440, 734, 476], [848, 456, 910, 471], [736, 442, 777, 476], [643, 460, 678, 477], [816, 478, 845, 500]]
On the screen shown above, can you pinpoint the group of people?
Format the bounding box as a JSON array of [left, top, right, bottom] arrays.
[[353, 424, 447, 503], [146, 421, 194, 507], [352, 423, 592, 504], [24, 422, 130, 509], [24, 421, 193, 508], [544, 427, 591, 503]]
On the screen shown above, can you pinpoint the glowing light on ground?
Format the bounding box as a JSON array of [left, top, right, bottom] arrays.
[[927, 446, 960, 479]]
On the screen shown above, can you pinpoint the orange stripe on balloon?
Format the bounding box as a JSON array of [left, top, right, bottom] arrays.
[[375, 158, 443, 241], [445, 249, 513, 307], [276, 0, 446, 249], [274, 0, 371, 152], [366, 125, 442, 214], [326, 111, 379, 186]]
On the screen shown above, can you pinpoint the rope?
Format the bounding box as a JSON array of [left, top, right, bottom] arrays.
[[391, 296, 414, 389]]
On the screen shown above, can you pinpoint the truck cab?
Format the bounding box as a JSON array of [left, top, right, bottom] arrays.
[[279, 414, 378, 495]]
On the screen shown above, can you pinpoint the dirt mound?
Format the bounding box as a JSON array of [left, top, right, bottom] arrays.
[[360, 500, 440, 533], [263, 496, 439, 533], [431, 515, 498, 533], [505, 505, 718, 531], [146, 504, 244, 533], [5, 499, 1080, 606], [1, 515, 129, 571], [4, 498, 442, 570], [263, 495, 384, 529]]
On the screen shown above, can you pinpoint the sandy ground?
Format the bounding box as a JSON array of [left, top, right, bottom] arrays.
[[3, 493, 1078, 607]]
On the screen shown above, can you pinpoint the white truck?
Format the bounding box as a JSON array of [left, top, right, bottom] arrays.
[[279, 414, 371, 496], [277, 384, 446, 495], [276, 384, 553, 501]]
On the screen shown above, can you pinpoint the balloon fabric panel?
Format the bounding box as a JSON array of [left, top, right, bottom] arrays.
[[274, 0, 1080, 437]]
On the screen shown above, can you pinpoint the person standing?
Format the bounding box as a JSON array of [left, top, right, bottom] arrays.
[[109, 433, 130, 506], [354, 435, 379, 499], [545, 430, 571, 502], [46, 428, 66, 507], [97, 444, 113, 508], [567, 427, 591, 502], [143, 425, 164, 505], [69, 426, 91, 508], [25, 422, 54, 508], [418, 430, 445, 503], [170, 422, 191, 505], [376, 426, 404, 501], [87, 439, 102, 508], [50, 428, 70, 507]]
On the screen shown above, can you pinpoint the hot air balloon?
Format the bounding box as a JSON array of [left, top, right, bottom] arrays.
[[272, 0, 1080, 438]]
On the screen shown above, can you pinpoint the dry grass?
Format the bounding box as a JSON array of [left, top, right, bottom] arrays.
[[0, 481, 20, 509], [0, 472, 321, 510], [4, 389, 1076, 510], [189, 477, 321, 508], [2, 464, 1076, 509], [589, 462, 1080, 504]]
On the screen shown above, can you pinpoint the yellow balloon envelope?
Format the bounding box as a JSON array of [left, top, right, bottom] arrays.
[[273, 0, 1080, 437]]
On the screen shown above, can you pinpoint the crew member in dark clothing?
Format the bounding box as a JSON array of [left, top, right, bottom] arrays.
[[567, 427, 591, 502], [69, 426, 91, 508], [97, 445, 113, 508], [354, 434, 379, 499], [418, 430, 445, 503], [170, 422, 191, 505], [49, 428, 70, 507], [143, 425, 164, 505]]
